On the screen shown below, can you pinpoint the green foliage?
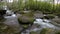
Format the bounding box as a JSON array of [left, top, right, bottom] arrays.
[[7, 2, 19, 12], [7, 0, 53, 12], [18, 0, 25, 11], [0, 2, 4, 9], [7, 0, 24, 12], [6, 0, 60, 17], [54, 4, 60, 17], [25, 0, 37, 10], [25, 1, 53, 11]]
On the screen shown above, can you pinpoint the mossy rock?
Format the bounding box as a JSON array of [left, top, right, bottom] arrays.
[[22, 11, 34, 17], [18, 13, 35, 24], [18, 11, 25, 14], [18, 16, 35, 24], [52, 17, 60, 24], [43, 14, 55, 19]]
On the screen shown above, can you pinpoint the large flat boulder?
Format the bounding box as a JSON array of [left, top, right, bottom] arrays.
[[52, 18, 60, 24], [34, 11, 44, 19], [18, 15, 35, 24]]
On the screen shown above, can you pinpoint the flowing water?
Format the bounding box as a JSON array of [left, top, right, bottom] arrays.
[[34, 19, 55, 29], [3, 10, 20, 28]]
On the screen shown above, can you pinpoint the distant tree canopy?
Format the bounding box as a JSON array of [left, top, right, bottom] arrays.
[[0, 2, 4, 9], [7, 0, 53, 11], [6, 0, 60, 15]]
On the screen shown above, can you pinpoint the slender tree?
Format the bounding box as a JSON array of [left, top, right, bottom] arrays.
[[53, 0, 55, 12], [57, 0, 59, 8]]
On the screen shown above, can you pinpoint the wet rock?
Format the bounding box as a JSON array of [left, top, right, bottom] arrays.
[[43, 15, 55, 19], [34, 11, 44, 19], [52, 16, 60, 24], [23, 11, 30, 13], [18, 15, 35, 24]]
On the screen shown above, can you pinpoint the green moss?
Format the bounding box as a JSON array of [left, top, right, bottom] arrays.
[[22, 24, 29, 29]]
